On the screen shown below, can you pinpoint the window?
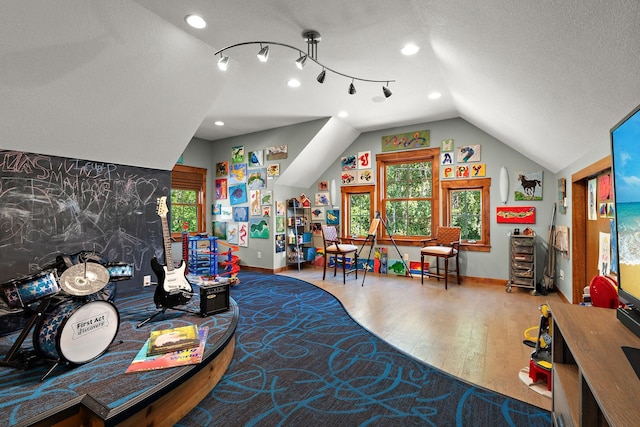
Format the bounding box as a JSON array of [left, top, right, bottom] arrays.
[[171, 164, 207, 238], [376, 149, 440, 244], [441, 178, 491, 252], [341, 185, 374, 238]]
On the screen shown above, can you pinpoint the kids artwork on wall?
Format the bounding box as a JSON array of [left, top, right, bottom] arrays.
[[229, 184, 247, 205], [441, 152, 454, 166], [238, 222, 249, 247], [227, 223, 239, 245], [250, 190, 261, 216], [358, 169, 373, 184], [262, 206, 271, 217], [358, 151, 372, 169], [215, 178, 228, 200], [470, 164, 486, 177], [266, 145, 287, 160], [248, 150, 264, 167], [231, 145, 245, 164], [276, 200, 285, 216], [247, 168, 267, 189], [381, 130, 430, 152], [326, 209, 339, 225], [276, 216, 285, 233], [515, 171, 543, 201], [496, 206, 536, 224], [216, 161, 228, 177], [341, 155, 357, 170], [249, 218, 269, 239], [318, 181, 329, 191], [457, 144, 481, 163], [213, 221, 227, 240], [217, 206, 232, 220], [261, 191, 272, 205], [456, 165, 469, 178], [311, 207, 325, 221], [598, 173, 612, 200], [441, 139, 454, 152], [315, 192, 330, 206], [341, 171, 356, 185], [233, 207, 249, 222], [267, 163, 280, 177], [442, 165, 455, 179], [229, 163, 247, 185]]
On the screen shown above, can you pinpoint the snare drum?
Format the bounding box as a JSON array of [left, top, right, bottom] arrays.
[[105, 262, 133, 282], [33, 299, 119, 364], [0, 271, 60, 309]]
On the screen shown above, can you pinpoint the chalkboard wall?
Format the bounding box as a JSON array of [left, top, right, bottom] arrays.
[[0, 149, 171, 286]]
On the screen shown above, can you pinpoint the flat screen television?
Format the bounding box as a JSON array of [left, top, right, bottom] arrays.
[[611, 102, 640, 338]]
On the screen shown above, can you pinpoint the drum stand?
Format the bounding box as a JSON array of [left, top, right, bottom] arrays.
[[0, 298, 52, 369]]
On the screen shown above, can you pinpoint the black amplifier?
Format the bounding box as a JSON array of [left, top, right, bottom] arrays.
[[199, 282, 230, 316]]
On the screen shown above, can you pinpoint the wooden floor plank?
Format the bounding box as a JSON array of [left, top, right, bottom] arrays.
[[280, 268, 558, 410]]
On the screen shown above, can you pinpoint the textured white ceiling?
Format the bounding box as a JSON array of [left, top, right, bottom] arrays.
[[2, 1, 640, 172]]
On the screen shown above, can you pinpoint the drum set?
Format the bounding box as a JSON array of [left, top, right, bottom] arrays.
[[0, 251, 133, 380]]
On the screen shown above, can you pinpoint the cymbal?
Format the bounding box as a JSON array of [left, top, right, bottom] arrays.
[[59, 262, 110, 296]]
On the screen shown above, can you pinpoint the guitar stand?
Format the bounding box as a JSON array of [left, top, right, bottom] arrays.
[[136, 305, 200, 328], [0, 298, 52, 368]]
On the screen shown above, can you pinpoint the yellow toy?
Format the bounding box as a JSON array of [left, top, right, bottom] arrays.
[[522, 304, 552, 390]]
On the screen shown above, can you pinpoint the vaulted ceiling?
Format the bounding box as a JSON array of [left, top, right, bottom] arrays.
[[2, 1, 640, 172]]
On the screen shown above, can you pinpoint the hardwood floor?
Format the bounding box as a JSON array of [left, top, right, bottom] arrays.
[[279, 267, 563, 411]]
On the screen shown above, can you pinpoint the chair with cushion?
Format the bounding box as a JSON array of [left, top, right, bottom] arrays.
[[321, 225, 358, 284], [420, 226, 461, 289]]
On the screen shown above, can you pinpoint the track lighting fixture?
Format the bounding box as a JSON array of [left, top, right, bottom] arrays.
[[316, 69, 326, 83], [348, 80, 356, 95], [295, 54, 307, 70], [217, 55, 229, 71], [213, 30, 394, 95], [257, 44, 269, 62], [382, 84, 393, 98]]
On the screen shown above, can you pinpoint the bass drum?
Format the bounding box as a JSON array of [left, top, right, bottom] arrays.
[[33, 299, 119, 365]]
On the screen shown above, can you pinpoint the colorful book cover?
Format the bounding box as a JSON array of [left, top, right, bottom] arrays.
[[126, 327, 208, 373], [147, 324, 201, 356]]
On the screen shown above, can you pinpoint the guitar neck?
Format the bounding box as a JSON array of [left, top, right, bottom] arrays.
[[161, 215, 174, 272]]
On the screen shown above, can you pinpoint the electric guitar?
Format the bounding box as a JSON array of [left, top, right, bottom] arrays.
[[151, 196, 192, 308]]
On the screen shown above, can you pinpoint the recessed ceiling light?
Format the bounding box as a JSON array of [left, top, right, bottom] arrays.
[[428, 91, 442, 100], [214, 121, 224, 126], [401, 43, 420, 55], [338, 111, 348, 118], [287, 79, 301, 88], [185, 14, 206, 29]]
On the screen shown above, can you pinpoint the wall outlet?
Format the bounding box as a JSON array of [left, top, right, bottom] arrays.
[[403, 253, 409, 261], [257, 251, 262, 259], [143, 275, 151, 286], [559, 270, 564, 280]]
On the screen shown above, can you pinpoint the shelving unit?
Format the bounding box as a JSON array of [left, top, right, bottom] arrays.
[[506, 232, 536, 293], [286, 199, 313, 270], [187, 235, 218, 277], [551, 302, 640, 426]]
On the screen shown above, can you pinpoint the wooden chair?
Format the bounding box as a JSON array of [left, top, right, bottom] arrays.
[[321, 225, 358, 284], [420, 226, 461, 289]]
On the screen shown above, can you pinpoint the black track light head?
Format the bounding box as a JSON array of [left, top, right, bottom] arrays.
[[257, 45, 269, 62], [348, 81, 356, 95], [383, 85, 392, 98], [317, 69, 326, 83]]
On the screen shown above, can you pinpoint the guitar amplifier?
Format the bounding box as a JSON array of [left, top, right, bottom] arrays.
[[199, 282, 230, 316]]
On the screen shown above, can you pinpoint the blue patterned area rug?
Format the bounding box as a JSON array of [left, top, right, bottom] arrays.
[[178, 272, 551, 426]]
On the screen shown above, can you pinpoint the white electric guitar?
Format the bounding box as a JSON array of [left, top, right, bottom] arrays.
[[151, 196, 192, 307]]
